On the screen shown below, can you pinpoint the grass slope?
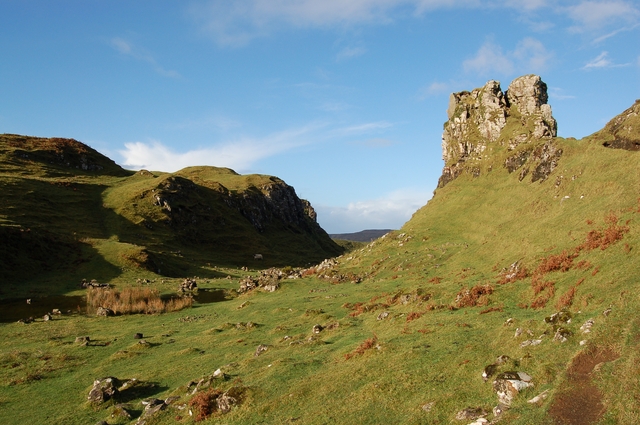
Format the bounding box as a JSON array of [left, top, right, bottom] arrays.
[[0, 104, 639, 424], [0, 135, 341, 298]]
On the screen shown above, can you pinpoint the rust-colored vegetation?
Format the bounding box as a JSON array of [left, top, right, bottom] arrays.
[[578, 213, 629, 251], [454, 284, 493, 308], [406, 311, 423, 322], [535, 250, 577, 275], [344, 335, 379, 360], [189, 389, 223, 421]]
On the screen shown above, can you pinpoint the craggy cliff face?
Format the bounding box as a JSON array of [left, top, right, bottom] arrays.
[[439, 75, 559, 187]]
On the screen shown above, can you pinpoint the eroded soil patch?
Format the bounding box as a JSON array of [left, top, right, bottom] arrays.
[[549, 346, 619, 425]]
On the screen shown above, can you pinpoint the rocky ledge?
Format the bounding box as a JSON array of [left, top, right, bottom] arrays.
[[439, 75, 559, 188]]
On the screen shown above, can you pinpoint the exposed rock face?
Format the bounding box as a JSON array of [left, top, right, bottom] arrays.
[[595, 99, 640, 151], [439, 75, 558, 188]]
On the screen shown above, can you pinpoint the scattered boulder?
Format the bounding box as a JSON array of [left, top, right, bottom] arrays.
[[520, 339, 542, 348], [254, 344, 269, 357], [527, 389, 549, 404], [111, 404, 133, 420], [83, 279, 109, 288], [134, 333, 144, 339], [455, 407, 488, 421], [76, 336, 90, 345], [421, 401, 435, 412], [545, 310, 572, 324], [216, 393, 236, 414], [377, 311, 390, 320], [482, 364, 498, 381], [43, 313, 52, 321], [179, 278, 197, 292], [136, 398, 166, 425], [88, 377, 121, 404], [186, 370, 229, 395], [96, 307, 114, 317], [553, 327, 572, 343], [312, 324, 324, 334], [238, 268, 286, 293], [493, 371, 534, 406], [580, 318, 595, 334]]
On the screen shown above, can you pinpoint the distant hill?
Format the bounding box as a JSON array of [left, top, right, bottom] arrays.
[[0, 134, 342, 295], [330, 229, 393, 242]]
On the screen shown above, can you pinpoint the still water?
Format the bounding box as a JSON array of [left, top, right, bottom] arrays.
[[0, 289, 227, 323]]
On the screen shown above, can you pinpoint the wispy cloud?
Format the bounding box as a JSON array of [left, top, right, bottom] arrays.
[[582, 51, 629, 69], [118, 124, 320, 172], [188, 0, 485, 47], [564, 0, 640, 32], [548, 86, 576, 100], [463, 37, 552, 76], [336, 46, 367, 61], [463, 40, 514, 76], [592, 23, 640, 43], [417, 81, 451, 99], [110, 37, 181, 78], [316, 187, 433, 233], [333, 121, 394, 136]]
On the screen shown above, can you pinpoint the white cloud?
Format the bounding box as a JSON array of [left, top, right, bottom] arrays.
[[564, 1, 639, 32], [118, 125, 319, 172], [316, 188, 433, 233], [513, 37, 553, 70], [463, 40, 515, 76], [583, 51, 611, 69], [548, 86, 576, 100], [592, 22, 640, 43], [505, 0, 548, 11], [188, 0, 483, 46], [333, 121, 394, 136], [581, 51, 630, 69], [110, 37, 181, 78], [336, 46, 367, 61], [417, 81, 450, 99], [463, 37, 552, 76]]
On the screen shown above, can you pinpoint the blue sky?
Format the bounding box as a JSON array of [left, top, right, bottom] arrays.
[[1, 1, 639, 233]]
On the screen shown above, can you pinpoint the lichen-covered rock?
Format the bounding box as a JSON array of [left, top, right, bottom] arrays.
[[88, 377, 121, 404], [593, 99, 640, 151], [439, 75, 558, 188], [493, 371, 533, 406]]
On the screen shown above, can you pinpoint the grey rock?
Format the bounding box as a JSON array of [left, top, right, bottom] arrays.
[[88, 377, 121, 404]]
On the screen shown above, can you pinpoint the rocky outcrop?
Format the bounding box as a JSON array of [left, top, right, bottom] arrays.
[[439, 75, 558, 188], [593, 99, 640, 151]]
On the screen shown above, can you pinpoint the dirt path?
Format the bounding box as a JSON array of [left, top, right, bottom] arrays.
[[549, 346, 619, 425]]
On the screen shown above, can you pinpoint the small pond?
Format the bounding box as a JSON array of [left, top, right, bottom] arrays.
[[0, 289, 228, 323]]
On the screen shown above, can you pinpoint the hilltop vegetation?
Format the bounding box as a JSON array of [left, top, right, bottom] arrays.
[[0, 134, 342, 297], [0, 79, 639, 424]]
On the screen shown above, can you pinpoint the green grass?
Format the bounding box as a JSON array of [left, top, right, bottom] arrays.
[[1, 113, 639, 424]]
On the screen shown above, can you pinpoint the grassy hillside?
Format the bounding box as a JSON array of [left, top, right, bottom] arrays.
[[0, 101, 638, 424], [0, 134, 342, 298]]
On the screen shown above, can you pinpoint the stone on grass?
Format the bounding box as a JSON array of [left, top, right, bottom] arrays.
[[254, 344, 269, 357], [88, 377, 121, 404], [76, 336, 90, 345], [493, 372, 533, 406], [96, 307, 114, 317], [455, 407, 488, 421]]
